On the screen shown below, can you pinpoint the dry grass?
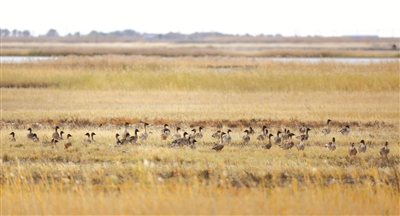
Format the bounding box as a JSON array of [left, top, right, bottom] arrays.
[[1, 55, 399, 214]]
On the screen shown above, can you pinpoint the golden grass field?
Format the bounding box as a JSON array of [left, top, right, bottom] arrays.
[[1, 55, 399, 215]]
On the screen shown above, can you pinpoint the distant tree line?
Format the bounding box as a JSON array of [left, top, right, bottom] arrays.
[[1, 28, 285, 40]]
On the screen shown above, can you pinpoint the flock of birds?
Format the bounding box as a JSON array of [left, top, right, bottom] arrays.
[[8, 119, 390, 157]]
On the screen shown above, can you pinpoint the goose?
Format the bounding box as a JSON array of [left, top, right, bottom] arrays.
[[322, 119, 331, 135], [299, 123, 306, 134], [379, 142, 390, 157], [212, 132, 226, 151], [358, 140, 366, 153], [91, 132, 96, 142], [189, 139, 197, 149], [171, 132, 189, 147], [274, 131, 282, 144], [139, 123, 149, 140], [242, 130, 251, 146], [257, 126, 268, 141], [83, 133, 91, 143], [281, 128, 288, 140], [129, 129, 140, 144], [64, 134, 72, 149], [262, 133, 274, 149], [349, 143, 357, 156], [32, 133, 40, 142], [189, 128, 197, 139], [194, 126, 203, 139], [120, 132, 130, 145], [280, 133, 295, 150], [115, 133, 122, 145], [222, 129, 232, 145], [339, 125, 350, 135], [9, 132, 16, 142], [325, 137, 336, 151], [296, 128, 311, 140], [122, 122, 130, 138], [51, 139, 58, 148], [59, 131, 64, 140], [171, 127, 182, 141], [248, 127, 255, 135], [52, 126, 61, 140], [211, 130, 221, 139], [161, 124, 170, 140], [27, 128, 35, 140], [296, 137, 306, 151]]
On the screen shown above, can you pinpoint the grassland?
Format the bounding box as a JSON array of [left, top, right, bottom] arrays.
[[1, 56, 399, 214]]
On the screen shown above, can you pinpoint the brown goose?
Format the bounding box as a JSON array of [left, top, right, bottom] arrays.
[[349, 143, 357, 156], [274, 131, 282, 144], [83, 133, 91, 143], [32, 133, 39, 142], [52, 126, 61, 140], [189, 139, 197, 149], [299, 123, 306, 134], [115, 133, 122, 145], [222, 129, 232, 145], [161, 124, 170, 140], [64, 134, 72, 149], [120, 132, 130, 145], [212, 132, 226, 151], [9, 132, 16, 142], [242, 130, 251, 146], [257, 126, 268, 141], [248, 127, 255, 135], [358, 140, 366, 153], [171, 132, 189, 147], [379, 142, 390, 157], [194, 126, 203, 139], [262, 133, 274, 149], [171, 127, 182, 141], [27, 128, 35, 140], [296, 137, 305, 151], [296, 128, 311, 140], [189, 128, 197, 139], [211, 130, 221, 139], [139, 123, 149, 140], [122, 122, 130, 138], [129, 129, 140, 144], [325, 137, 336, 151], [91, 132, 96, 142], [339, 125, 350, 135], [59, 131, 64, 140], [280, 133, 295, 150], [322, 119, 331, 135]]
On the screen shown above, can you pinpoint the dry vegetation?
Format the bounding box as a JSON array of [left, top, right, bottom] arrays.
[[1, 56, 399, 214]]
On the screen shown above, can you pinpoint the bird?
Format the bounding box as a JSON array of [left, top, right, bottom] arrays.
[[296, 137, 306, 151], [262, 133, 274, 149], [299, 123, 306, 134], [194, 126, 203, 139], [171, 132, 189, 147], [189, 139, 197, 149], [212, 132, 226, 151], [189, 128, 197, 139], [325, 137, 336, 151], [59, 131, 64, 140], [9, 132, 16, 142], [115, 133, 122, 145], [296, 128, 311, 140], [211, 130, 221, 139], [129, 129, 140, 144], [171, 127, 182, 141], [322, 119, 332, 135], [349, 143, 357, 156], [281, 128, 289, 140], [52, 126, 61, 140], [122, 122, 130, 138], [222, 129, 232, 145], [257, 126, 268, 141], [248, 127, 255, 135], [83, 133, 91, 143], [64, 134, 72, 149], [242, 130, 251, 146], [274, 131, 282, 144], [27, 128, 35, 140], [139, 123, 150, 140], [358, 140, 366, 153], [120, 132, 130, 145], [32, 133, 39, 142], [91, 132, 96, 142], [280, 133, 295, 150], [339, 125, 350, 135], [161, 124, 170, 140], [379, 142, 390, 157], [51, 139, 59, 148]]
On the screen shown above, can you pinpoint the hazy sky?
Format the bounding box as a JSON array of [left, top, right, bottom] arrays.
[[1, 0, 399, 37]]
